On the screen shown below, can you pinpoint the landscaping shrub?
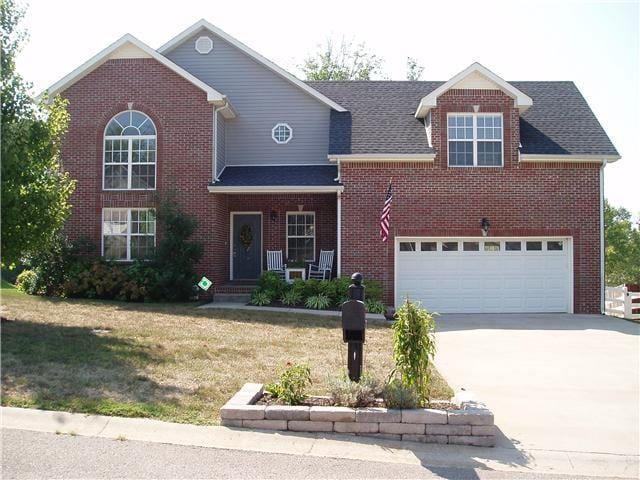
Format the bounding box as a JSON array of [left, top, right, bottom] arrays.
[[257, 271, 287, 299], [290, 278, 307, 300], [152, 198, 203, 302], [327, 373, 380, 407], [318, 280, 337, 303], [250, 290, 272, 306], [364, 279, 383, 302], [280, 289, 302, 306], [305, 294, 331, 310], [382, 378, 419, 409], [15, 269, 39, 294], [332, 276, 351, 305], [302, 278, 321, 298], [365, 298, 386, 314], [392, 299, 436, 405], [265, 362, 312, 405]]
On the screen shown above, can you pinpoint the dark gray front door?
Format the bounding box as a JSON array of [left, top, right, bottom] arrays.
[[232, 214, 262, 280]]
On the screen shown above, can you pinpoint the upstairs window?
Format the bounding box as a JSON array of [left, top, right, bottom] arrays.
[[272, 123, 292, 144], [104, 111, 157, 190], [448, 114, 503, 167]]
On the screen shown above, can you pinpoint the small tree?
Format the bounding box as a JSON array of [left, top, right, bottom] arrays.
[[406, 57, 424, 81], [1, 0, 76, 267], [301, 38, 383, 81], [605, 200, 640, 285], [391, 299, 436, 405], [152, 196, 204, 301]]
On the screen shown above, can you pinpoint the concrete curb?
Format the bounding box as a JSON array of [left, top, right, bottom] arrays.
[[2, 407, 638, 478]]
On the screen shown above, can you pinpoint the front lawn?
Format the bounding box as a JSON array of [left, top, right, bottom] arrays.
[[1, 294, 453, 425]]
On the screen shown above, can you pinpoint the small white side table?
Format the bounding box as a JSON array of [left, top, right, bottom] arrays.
[[285, 268, 306, 283]]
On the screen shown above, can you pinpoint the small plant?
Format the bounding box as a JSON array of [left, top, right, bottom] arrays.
[[363, 279, 383, 302], [327, 373, 380, 407], [305, 294, 331, 310], [250, 290, 272, 306], [15, 270, 39, 295], [281, 289, 302, 306], [392, 299, 436, 405], [287, 258, 306, 268], [257, 271, 287, 298], [365, 298, 386, 314], [382, 378, 419, 409], [265, 362, 312, 405]]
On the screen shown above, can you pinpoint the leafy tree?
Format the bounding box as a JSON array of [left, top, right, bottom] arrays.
[[406, 57, 424, 81], [301, 38, 383, 80], [1, 0, 75, 267], [605, 201, 640, 286]]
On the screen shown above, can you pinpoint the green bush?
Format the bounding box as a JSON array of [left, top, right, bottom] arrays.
[[327, 373, 381, 407], [305, 294, 331, 310], [290, 278, 307, 300], [250, 290, 272, 306], [365, 298, 386, 314], [280, 289, 302, 306], [364, 279, 383, 302], [332, 276, 351, 305], [265, 363, 312, 405], [257, 271, 287, 298], [392, 299, 436, 405], [303, 278, 321, 298], [383, 378, 419, 409], [15, 269, 39, 294], [318, 280, 337, 302]]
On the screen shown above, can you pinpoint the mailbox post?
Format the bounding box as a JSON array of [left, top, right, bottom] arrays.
[[341, 273, 366, 382]]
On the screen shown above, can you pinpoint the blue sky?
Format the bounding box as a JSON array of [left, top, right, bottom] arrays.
[[17, 0, 639, 213]]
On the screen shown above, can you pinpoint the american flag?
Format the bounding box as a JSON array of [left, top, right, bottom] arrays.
[[380, 180, 393, 242]]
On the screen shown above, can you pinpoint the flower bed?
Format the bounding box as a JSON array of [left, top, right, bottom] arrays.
[[220, 383, 496, 447]]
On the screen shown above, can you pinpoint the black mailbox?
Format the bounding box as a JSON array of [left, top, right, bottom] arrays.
[[341, 273, 367, 382]]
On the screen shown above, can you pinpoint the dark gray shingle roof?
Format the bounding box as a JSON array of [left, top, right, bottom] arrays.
[[213, 165, 339, 187], [307, 80, 618, 157]]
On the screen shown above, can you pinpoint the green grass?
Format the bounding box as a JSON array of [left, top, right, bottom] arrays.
[[1, 293, 454, 425], [1, 278, 16, 289]]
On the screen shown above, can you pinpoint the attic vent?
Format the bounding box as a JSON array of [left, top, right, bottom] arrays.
[[195, 36, 213, 54]]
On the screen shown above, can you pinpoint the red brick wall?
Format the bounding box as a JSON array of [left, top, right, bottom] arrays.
[[340, 90, 602, 313]]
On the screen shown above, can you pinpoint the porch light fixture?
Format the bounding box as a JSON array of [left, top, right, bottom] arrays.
[[270, 210, 278, 222], [481, 218, 490, 237]]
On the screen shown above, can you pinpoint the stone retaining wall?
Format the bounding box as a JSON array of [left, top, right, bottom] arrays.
[[220, 383, 496, 447]]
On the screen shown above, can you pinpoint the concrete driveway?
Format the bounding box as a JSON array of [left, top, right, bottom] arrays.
[[434, 314, 640, 457]]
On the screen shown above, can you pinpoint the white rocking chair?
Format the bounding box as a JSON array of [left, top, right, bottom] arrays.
[[308, 249, 334, 280], [266, 250, 286, 279]]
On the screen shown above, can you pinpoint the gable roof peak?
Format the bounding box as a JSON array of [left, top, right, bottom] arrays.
[[158, 19, 346, 112], [414, 62, 533, 118]]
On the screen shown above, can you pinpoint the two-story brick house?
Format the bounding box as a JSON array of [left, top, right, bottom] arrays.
[[44, 19, 619, 314]]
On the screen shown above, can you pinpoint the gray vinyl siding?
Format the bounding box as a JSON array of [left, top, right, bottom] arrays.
[[216, 111, 226, 175], [166, 29, 331, 166]]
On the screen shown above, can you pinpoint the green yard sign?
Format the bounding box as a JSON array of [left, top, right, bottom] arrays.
[[198, 276, 213, 291]]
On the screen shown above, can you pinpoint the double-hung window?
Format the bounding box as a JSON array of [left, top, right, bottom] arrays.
[[448, 114, 503, 167], [104, 111, 157, 190], [286, 212, 315, 262], [103, 208, 156, 261]]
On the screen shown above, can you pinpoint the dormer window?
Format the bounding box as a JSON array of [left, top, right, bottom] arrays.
[[448, 113, 503, 167], [272, 123, 292, 144]]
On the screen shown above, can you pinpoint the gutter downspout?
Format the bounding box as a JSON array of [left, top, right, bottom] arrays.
[[212, 106, 217, 183], [600, 159, 608, 314], [337, 190, 342, 277]]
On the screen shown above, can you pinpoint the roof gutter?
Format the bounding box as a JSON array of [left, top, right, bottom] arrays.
[[519, 154, 620, 163], [328, 154, 436, 163]]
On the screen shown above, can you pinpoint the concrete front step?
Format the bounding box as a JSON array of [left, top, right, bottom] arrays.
[[214, 294, 251, 303]]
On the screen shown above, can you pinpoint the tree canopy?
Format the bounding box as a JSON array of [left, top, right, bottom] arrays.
[[1, 0, 76, 267], [605, 201, 640, 286], [301, 39, 383, 81], [406, 57, 424, 81]]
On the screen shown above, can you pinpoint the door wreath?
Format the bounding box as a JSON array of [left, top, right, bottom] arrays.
[[239, 224, 253, 251]]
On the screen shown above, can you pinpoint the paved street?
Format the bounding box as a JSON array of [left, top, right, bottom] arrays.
[[435, 313, 640, 456], [0, 429, 620, 480]]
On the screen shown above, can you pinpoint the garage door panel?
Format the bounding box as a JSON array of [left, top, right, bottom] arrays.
[[396, 237, 571, 313]]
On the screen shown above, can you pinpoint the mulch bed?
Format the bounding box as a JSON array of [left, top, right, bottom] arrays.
[[255, 392, 455, 410]]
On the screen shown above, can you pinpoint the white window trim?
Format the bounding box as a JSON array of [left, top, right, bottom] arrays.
[[102, 208, 156, 262], [272, 123, 293, 144], [447, 113, 504, 167], [286, 211, 316, 262], [103, 111, 157, 191]]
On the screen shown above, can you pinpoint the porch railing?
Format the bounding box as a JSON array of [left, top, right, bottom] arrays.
[[605, 285, 640, 320]]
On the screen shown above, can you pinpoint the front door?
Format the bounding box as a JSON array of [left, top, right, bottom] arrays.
[[232, 213, 262, 280]]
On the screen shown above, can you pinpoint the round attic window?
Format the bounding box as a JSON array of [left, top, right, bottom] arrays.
[[195, 36, 213, 54]]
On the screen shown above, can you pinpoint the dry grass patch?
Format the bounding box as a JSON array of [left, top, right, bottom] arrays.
[[1, 291, 453, 425]]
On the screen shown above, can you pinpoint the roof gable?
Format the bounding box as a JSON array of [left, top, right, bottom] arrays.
[[158, 19, 346, 112], [414, 62, 533, 118], [42, 34, 234, 115]]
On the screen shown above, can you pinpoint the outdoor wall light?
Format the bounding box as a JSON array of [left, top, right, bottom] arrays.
[[481, 218, 491, 237], [270, 210, 278, 222]]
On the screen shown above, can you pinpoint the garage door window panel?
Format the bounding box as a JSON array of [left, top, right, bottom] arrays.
[[400, 242, 416, 252], [463, 241, 479, 251], [442, 242, 458, 251]]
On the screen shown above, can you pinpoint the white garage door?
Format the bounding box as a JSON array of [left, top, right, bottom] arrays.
[[395, 238, 572, 313]]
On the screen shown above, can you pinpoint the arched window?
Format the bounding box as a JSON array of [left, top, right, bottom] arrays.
[[104, 111, 157, 190]]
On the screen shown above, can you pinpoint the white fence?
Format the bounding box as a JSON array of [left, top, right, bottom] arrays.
[[605, 285, 640, 320]]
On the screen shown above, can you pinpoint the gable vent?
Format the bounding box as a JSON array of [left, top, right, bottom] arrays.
[[195, 36, 213, 54]]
